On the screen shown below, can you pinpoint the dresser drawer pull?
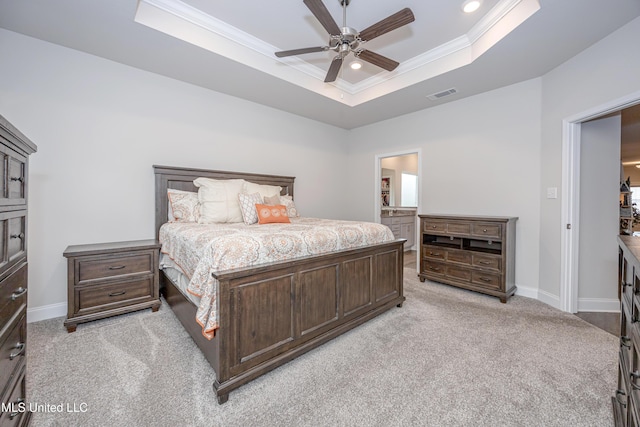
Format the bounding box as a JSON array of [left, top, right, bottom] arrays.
[[11, 287, 27, 301], [621, 336, 632, 349], [9, 398, 25, 419], [431, 225, 437, 229], [478, 261, 491, 265], [429, 267, 440, 272], [616, 389, 628, 408], [478, 277, 492, 282], [108, 291, 127, 297], [108, 265, 126, 270], [10, 176, 23, 183], [10, 232, 24, 240], [429, 252, 441, 256], [631, 371, 640, 390], [10, 342, 25, 360]]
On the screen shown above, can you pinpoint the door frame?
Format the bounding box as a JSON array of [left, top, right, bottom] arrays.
[[561, 90, 640, 312]]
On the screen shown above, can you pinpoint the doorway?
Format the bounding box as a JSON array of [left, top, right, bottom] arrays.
[[561, 90, 640, 313], [375, 149, 422, 265]]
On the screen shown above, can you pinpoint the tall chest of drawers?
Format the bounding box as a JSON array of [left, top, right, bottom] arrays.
[[418, 214, 517, 303], [614, 235, 640, 426], [0, 115, 37, 427]]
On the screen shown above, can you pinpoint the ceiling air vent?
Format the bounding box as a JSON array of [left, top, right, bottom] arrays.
[[427, 88, 458, 101]]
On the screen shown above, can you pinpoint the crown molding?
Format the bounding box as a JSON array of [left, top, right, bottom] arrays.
[[135, 0, 540, 106]]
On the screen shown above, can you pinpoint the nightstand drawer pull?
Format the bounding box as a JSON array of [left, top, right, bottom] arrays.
[[108, 291, 127, 297], [10, 342, 25, 360], [108, 265, 126, 270], [429, 252, 441, 256], [429, 266, 440, 271], [479, 277, 491, 282], [478, 261, 490, 265], [11, 287, 27, 300], [10, 232, 24, 240]]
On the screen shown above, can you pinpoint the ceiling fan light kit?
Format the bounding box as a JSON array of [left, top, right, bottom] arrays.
[[274, 0, 415, 83]]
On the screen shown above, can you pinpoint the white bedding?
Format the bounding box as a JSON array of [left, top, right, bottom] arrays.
[[159, 217, 395, 339]]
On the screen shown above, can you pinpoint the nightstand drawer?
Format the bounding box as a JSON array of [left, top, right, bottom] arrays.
[[76, 277, 153, 314], [0, 264, 27, 326], [77, 252, 154, 284], [0, 310, 25, 400]]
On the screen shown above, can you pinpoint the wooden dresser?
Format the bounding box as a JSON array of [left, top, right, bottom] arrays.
[[63, 240, 161, 332], [0, 115, 37, 426], [614, 235, 640, 425], [418, 214, 517, 303]]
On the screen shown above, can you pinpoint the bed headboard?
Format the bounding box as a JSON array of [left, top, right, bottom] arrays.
[[153, 165, 295, 238]]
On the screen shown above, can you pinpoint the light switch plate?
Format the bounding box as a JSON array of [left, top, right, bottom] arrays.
[[546, 187, 558, 199]]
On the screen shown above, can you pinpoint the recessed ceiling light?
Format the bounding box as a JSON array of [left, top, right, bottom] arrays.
[[462, 0, 481, 13], [350, 60, 362, 70]]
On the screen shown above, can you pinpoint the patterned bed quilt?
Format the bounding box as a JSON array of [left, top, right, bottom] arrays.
[[159, 217, 396, 339]]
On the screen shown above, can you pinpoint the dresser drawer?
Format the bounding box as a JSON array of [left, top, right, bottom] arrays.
[[0, 142, 27, 207], [471, 271, 502, 290], [76, 252, 154, 284], [423, 246, 446, 260], [423, 260, 446, 277], [447, 249, 471, 265], [75, 276, 154, 314], [0, 366, 28, 427], [447, 222, 471, 235], [0, 211, 26, 277], [446, 265, 471, 282], [472, 254, 502, 271], [423, 220, 446, 233], [0, 265, 27, 326], [0, 311, 25, 401], [471, 223, 502, 239]]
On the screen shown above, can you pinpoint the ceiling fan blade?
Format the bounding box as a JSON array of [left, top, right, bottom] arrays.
[[303, 0, 341, 36], [357, 50, 399, 71], [359, 8, 415, 42], [324, 56, 343, 82], [275, 46, 327, 58]]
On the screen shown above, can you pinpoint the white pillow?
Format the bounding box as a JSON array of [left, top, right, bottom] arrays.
[[238, 192, 263, 225], [245, 182, 282, 200], [280, 195, 299, 218], [194, 178, 246, 223]]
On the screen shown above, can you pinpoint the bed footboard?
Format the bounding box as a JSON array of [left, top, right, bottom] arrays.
[[212, 239, 405, 403]]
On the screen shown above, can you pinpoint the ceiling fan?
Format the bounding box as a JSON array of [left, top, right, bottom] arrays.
[[275, 0, 415, 83]]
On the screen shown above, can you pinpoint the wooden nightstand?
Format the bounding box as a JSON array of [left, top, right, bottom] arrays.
[[63, 240, 161, 332]]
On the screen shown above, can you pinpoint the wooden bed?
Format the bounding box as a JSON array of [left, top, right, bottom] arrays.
[[154, 165, 405, 404]]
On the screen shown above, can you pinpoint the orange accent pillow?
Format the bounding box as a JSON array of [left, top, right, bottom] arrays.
[[255, 204, 290, 224]]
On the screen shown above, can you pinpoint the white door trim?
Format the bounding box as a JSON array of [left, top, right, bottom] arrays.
[[560, 90, 640, 312]]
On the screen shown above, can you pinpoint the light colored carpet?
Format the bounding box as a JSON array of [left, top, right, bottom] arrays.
[[27, 270, 617, 427]]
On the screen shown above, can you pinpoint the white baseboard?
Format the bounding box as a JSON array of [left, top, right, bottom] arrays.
[[577, 297, 620, 313], [514, 284, 538, 300], [27, 302, 66, 323]]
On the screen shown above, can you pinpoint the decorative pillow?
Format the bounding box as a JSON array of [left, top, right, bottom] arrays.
[[245, 182, 282, 200], [238, 192, 263, 225], [263, 194, 280, 205], [194, 178, 246, 223], [168, 189, 200, 222], [255, 204, 290, 224], [280, 195, 299, 218]]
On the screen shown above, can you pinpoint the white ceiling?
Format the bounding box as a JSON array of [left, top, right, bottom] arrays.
[[1, 0, 640, 129]]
